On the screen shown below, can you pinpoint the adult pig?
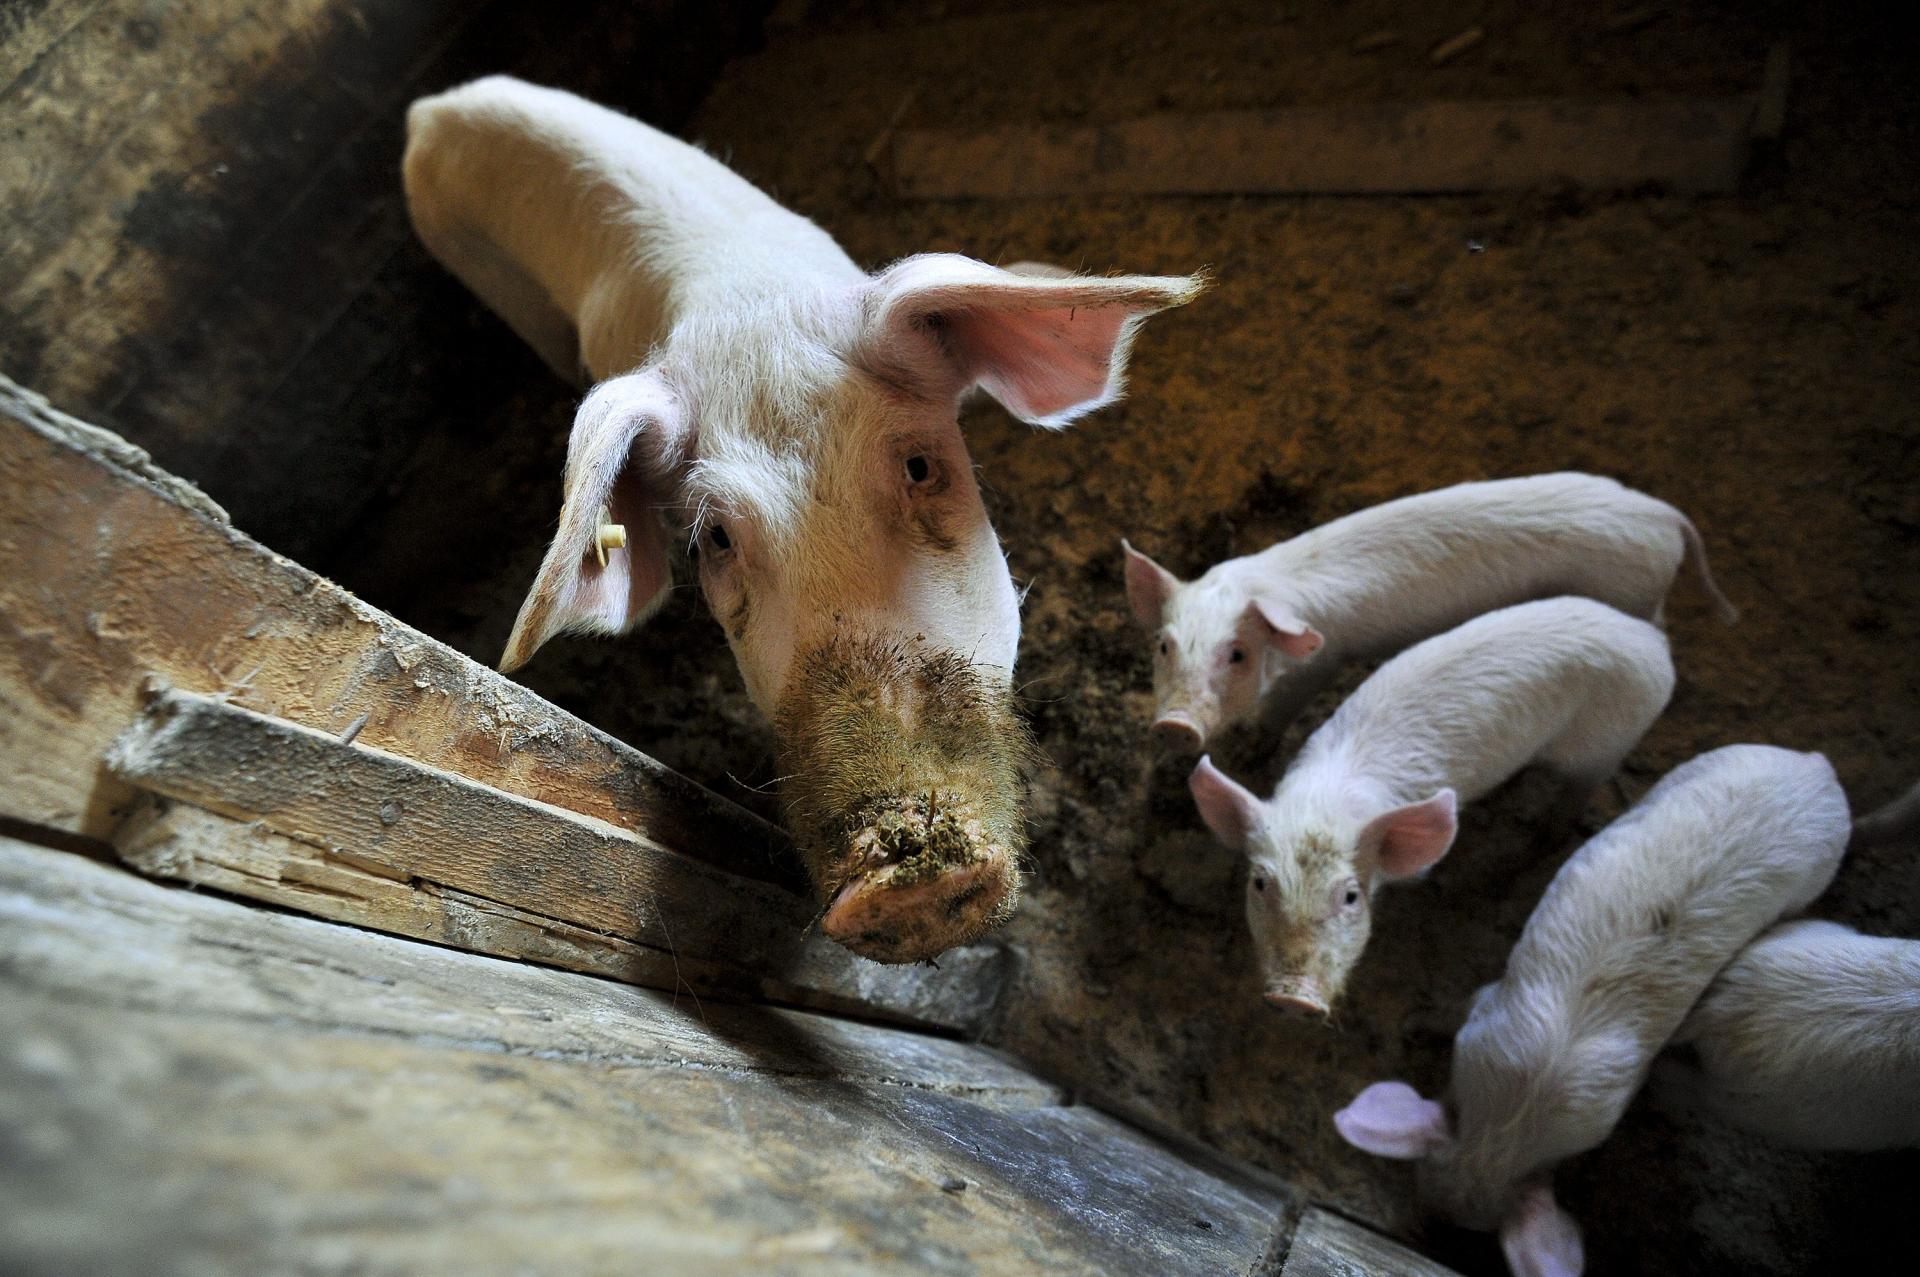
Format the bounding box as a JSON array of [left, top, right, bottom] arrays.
[[404, 76, 1202, 962]]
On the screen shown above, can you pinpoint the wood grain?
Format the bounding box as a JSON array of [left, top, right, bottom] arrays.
[[0, 838, 1293, 1277]]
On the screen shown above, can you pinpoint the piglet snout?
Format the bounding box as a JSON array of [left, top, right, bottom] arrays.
[[1151, 712, 1206, 753], [1264, 985, 1331, 1018]]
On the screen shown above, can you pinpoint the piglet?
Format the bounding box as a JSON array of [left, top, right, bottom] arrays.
[[1651, 780, 1920, 1150], [1333, 744, 1851, 1277], [1126, 472, 1735, 752], [1191, 596, 1674, 1016], [1655, 919, 1920, 1151]]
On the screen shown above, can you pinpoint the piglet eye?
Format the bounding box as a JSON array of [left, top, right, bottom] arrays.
[[1229, 647, 1246, 664], [708, 524, 731, 551], [1158, 639, 1169, 656], [1253, 877, 1267, 893], [1343, 886, 1360, 906], [905, 454, 931, 483]]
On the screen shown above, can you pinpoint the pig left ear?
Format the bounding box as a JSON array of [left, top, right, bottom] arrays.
[[1334, 1081, 1451, 1159], [501, 370, 689, 673], [1247, 598, 1324, 661], [1500, 1182, 1585, 1277], [865, 253, 1205, 427], [1360, 789, 1459, 879]]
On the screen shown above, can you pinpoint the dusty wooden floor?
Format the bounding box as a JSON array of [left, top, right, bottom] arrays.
[[6, 1, 1919, 1273]]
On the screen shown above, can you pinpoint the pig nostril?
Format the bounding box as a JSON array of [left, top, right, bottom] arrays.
[[1151, 717, 1204, 753]]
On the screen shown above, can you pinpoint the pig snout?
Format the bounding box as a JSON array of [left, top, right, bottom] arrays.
[[1263, 981, 1332, 1018], [775, 633, 1033, 964], [1151, 710, 1206, 753]]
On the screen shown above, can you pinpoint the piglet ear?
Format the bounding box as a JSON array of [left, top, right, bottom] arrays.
[[1122, 539, 1181, 628], [501, 370, 689, 673], [1334, 1081, 1450, 1159], [866, 253, 1204, 427], [1189, 755, 1262, 850], [1500, 1182, 1585, 1277], [1247, 597, 1324, 661], [1360, 790, 1459, 879]]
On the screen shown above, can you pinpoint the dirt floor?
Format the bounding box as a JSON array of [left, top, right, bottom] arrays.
[[344, 2, 1919, 1272]]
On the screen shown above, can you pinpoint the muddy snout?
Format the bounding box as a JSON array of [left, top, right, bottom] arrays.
[[775, 634, 1033, 964]]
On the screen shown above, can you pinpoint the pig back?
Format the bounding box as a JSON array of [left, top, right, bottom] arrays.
[[1320, 596, 1671, 803], [1673, 919, 1920, 1149]]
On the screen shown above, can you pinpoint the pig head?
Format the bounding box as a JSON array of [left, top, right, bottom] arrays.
[[1189, 757, 1457, 1012], [503, 261, 1201, 962]]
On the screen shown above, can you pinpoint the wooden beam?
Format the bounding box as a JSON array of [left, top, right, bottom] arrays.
[[1, 837, 1294, 1277], [1281, 1208, 1462, 1277], [0, 378, 1006, 1032], [888, 95, 1762, 199], [107, 689, 1008, 1031]]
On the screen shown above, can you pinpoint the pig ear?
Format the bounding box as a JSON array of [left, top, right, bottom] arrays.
[[501, 371, 689, 673], [1500, 1182, 1585, 1277], [1189, 755, 1262, 850], [1122, 539, 1181, 627], [1334, 1081, 1450, 1159], [1247, 597, 1324, 661], [1360, 790, 1459, 879], [866, 253, 1205, 427]]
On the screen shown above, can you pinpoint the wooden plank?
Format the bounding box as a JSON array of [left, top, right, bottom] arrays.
[[0, 837, 1039, 1100], [0, 378, 1005, 1032], [888, 96, 1762, 199], [0, 375, 794, 882], [105, 691, 1008, 1032], [0, 838, 1291, 1276], [1282, 1208, 1461, 1277]]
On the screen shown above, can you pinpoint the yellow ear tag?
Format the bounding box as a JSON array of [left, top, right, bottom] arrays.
[[594, 505, 628, 568]]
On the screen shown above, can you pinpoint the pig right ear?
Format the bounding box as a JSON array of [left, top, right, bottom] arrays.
[[1360, 790, 1459, 879], [1247, 597, 1324, 661], [1334, 1081, 1450, 1159], [1189, 755, 1262, 850], [1500, 1182, 1585, 1277], [501, 371, 689, 673], [1121, 539, 1181, 627]]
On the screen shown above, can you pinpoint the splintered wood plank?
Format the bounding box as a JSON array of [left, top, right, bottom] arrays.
[[0, 839, 1292, 1276], [0, 379, 1005, 1033], [106, 691, 1007, 1031], [888, 96, 1762, 199], [1282, 1208, 1461, 1277]]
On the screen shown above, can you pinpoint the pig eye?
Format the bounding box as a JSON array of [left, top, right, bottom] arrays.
[[707, 524, 732, 552], [1158, 640, 1169, 656], [1344, 887, 1360, 906], [1229, 647, 1246, 664], [1252, 876, 1267, 893], [905, 454, 931, 483]]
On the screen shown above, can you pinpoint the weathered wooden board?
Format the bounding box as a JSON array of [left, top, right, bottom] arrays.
[[0, 375, 789, 878], [889, 96, 1762, 199], [1282, 1208, 1461, 1277], [107, 690, 1008, 1031], [0, 379, 1005, 1032], [0, 838, 1292, 1276]]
